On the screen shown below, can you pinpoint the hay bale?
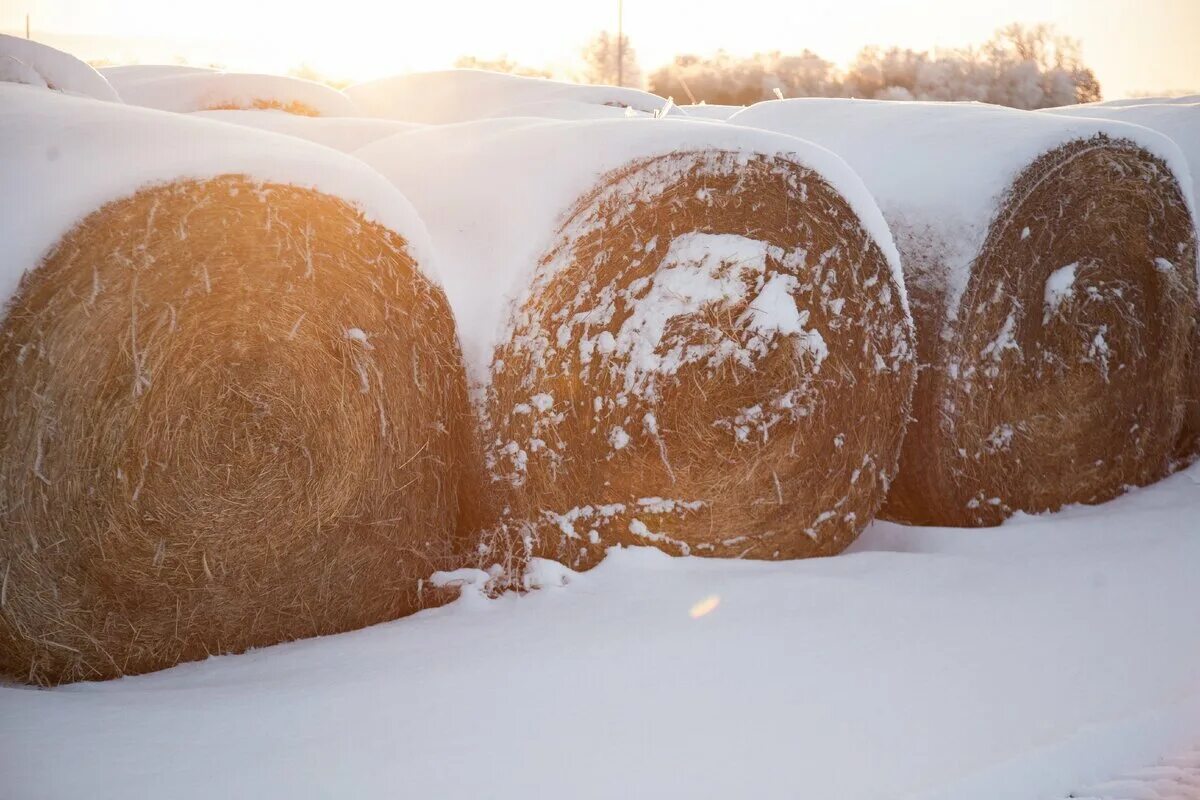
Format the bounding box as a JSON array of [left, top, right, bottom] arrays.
[[0, 34, 118, 101], [357, 118, 915, 568], [0, 88, 474, 685], [346, 70, 677, 123], [1043, 103, 1200, 460], [192, 109, 422, 152], [734, 99, 1198, 525], [114, 71, 358, 116]]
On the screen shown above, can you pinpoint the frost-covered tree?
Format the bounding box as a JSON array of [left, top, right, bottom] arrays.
[[648, 49, 838, 105], [577, 31, 642, 88]]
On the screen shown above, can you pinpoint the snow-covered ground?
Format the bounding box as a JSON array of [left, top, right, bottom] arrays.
[[2, 463, 1198, 799]]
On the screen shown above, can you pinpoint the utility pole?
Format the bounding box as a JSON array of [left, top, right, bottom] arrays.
[[26, 13, 31, 39], [616, 0, 623, 87]]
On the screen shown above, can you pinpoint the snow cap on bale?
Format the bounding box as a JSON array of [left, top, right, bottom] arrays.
[[734, 98, 1199, 524], [346, 69, 678, 123], [0, 86, 472, 685], [357, 117, 916, 568], [1044, 102, 1200, 459], [114, 70, 359, 116], [0, 34, 119, 101], [192, 109, 423, 152]]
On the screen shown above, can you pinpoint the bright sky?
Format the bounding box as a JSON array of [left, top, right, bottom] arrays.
[[3, 0, 1199, 98]]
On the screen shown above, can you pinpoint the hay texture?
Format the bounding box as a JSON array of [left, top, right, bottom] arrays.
[[346, 70, 677, 123], [114, 71, 358, 116], [0, 88, 473, 685], [1044, 103, 1200, 460], [357, 118, 915, 568], [0, 34, 119, 101], [734, 99, 1198, 525]]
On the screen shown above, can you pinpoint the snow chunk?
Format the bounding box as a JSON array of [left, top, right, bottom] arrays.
[[1043, 262, 1078, 319]]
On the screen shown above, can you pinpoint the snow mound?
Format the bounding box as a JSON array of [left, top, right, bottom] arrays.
[[193, 109, 422, 152], [0, 34, 118, 101], [2, 462, 1198, 799], [346, 69, 679, 123], [731, 98, 1198, 323], [353, 115, 900, 387], [115, 70, 358, 116], [482, 98, 655, 120], [0, 84, 437, 310], [1087, 94, 1200, 108]]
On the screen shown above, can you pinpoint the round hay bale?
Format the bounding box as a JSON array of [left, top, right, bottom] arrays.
[[0, 33, 118, 101], [0, 89, 474, 685], [115, 71, 358, 116], [357, 118, 915, 569], [734, 99, 1198, 526], [346, 70, 676, 123], [1043, 103, 1200, 461], [192, 110, 422, 152]]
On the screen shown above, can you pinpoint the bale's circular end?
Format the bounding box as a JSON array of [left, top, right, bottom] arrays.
[[885, 137, 1197, 526], [488, 151, 916, 567], [0, 177, 473, 684]]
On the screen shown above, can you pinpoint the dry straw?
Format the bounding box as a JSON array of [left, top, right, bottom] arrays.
[[0, 176, 475, 685], [485, 150, 916, 569], [885, 137, 1196, 525]]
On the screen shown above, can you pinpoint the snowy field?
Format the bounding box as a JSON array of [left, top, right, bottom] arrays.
[[2, 463, 1198, 799]]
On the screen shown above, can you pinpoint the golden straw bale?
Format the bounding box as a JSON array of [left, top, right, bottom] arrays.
[[0, 177, 474, 685]]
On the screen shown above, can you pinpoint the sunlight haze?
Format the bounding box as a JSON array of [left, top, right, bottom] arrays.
[[2, 0, 1198, 98]]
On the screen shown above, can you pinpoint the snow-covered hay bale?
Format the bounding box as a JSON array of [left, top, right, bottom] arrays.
[[116, 71, 357, 116], [192, 109, 421, 152], [680, 104, 744, 120], [346, 70, 675, 123], [1044, 102, 1200, 460], [0, 34, 118, 101], [357, 118, 915, 568], [0, 88, 474, 685], [734, 99, 1198, 525]]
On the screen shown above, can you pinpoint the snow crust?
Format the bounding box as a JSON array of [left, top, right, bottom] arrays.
[[345, 69, 679, 123], [1089, 94, 1200, 108], [353, 116, 902, 387], [0, 85, 437, 312], [192, 109, 422, 153], [731, 98, 1197, 323], [1043, 262, 1079, 320], [3, 462, 1199, 799], [0, 34, 119, 101], [114, 71, 359, 116]]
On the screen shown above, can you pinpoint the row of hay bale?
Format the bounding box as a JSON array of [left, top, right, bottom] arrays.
[[1, 36, 1197, 683]]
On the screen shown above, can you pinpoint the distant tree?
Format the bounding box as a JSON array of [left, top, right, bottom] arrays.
[[453, 55, 551, 78], [648, 49, 838, 105], [577, 31, 642, 88]]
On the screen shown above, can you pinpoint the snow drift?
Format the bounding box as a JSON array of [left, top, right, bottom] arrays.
[[345, 69, 677, 123], [0, 34, 119, 101], [114, 70, 358, 116], [356, 118, 915, 568], [733, 98, 1198, 526], [1043, 102, 1200, 461], [0, 86, 474, 685]]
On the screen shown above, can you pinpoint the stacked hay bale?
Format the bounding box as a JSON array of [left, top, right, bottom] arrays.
[[1043, 102, 1200, 460], [356, 118, 916, 569], [113, 70, 358, 116], [0, 33, 119, 101], [0, 85, 475, 684], [192, 110, 422, 153], [734, 99, 1198, 526], [346, 69, 677, 123]]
